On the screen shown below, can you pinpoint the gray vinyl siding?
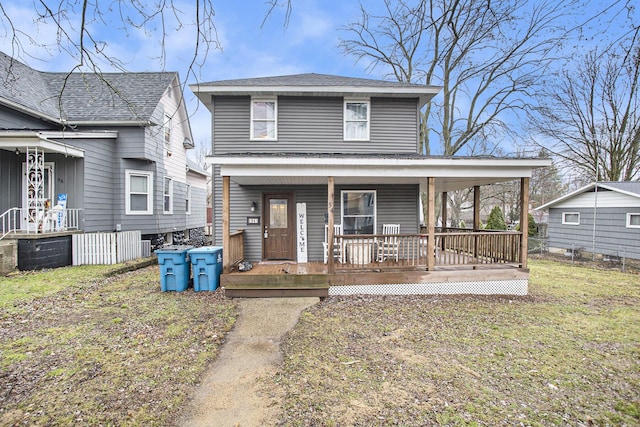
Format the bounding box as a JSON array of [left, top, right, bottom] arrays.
[[548, 207, 640, 260], [52, 137, 116, 232], [0, 150, 22, 213], [0, 105, 56, 129], [186, 186, 207, 229], [212, 96, 419, 155], [212, 169, 419, 262]]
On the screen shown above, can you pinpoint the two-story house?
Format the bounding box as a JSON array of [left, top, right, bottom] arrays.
[[192, 73, 550, 297], [0, 51, 208, 271]]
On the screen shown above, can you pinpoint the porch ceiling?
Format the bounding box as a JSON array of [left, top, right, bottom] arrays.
[[0, 132, 86, 158], [210, 155, 552, 193]]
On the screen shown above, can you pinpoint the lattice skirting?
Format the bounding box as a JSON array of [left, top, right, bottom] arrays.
[[329, 279, 528, 296]]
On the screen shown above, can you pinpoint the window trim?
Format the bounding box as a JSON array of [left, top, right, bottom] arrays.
[[562, 212, 580, 225], [343, 98, 371, 141], [163, 177, 174, 214], [627, 213, 640, 228], [341, 190, 377, 235], [250, 97, 278, 141], [125, 170, 153, 215], [186, 184, 192, 215]]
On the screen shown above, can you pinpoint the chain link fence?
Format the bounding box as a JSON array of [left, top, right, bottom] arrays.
[[528, 236, 635, 273]]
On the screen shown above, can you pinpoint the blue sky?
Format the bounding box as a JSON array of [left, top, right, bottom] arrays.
[[3, 0, 372, 149], [2, 0, 637, 156]]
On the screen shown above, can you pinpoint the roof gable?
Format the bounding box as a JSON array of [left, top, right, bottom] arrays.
[[0, 51, 177, 125], [536, 181, 640, 210]]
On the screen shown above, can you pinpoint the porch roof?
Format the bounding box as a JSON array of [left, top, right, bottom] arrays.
[[0, 130, 118, 158], [208, 153, 551, 193]]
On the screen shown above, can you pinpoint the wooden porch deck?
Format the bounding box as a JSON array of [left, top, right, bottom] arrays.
[[222, 260, 528, 298]]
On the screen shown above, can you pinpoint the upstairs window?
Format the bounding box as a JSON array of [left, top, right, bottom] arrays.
[[251, 98, 277, 140], [344, 99, 370, 141], [562, 212, 580, 225], [627, 213, 640, 228], [125, 170, 153, 215], [164, 177, 173, 214]]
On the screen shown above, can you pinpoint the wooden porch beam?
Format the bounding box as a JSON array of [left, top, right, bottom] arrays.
[[222, 175, 231, 273], [427, 177, 435, 270], [520, 177, 530, 269], [441, 191, 447, 229], [327, 176, 335, 274], [473, 186, 481, 231]]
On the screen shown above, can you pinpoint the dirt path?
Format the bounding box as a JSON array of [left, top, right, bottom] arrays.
[[176, 297, 319, 427]]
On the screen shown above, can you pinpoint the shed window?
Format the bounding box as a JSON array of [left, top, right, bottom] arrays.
[[251, 98, 277, 140], [344, 99, 370, 141], [627, 213, 640, 228], [562, 212, 580, 225], [341, 190, 376, 234], [125, 170, 153, 215]]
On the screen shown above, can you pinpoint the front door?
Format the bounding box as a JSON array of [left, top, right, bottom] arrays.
[[263, 193, 295, 260]]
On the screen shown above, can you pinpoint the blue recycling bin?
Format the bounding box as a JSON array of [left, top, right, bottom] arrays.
[[155, 245, 193, 292], [188, 246, 223, 291]]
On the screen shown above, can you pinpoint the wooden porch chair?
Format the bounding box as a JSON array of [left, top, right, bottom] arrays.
[[377, 223, 400, 262], [323, 224, 344, 264]]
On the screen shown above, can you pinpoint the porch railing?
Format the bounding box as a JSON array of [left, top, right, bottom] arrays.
[[0, 207, 83, 241], [1, 208, 21, 240], [228, 229, 245, 269], [336, 230, 522, 270]]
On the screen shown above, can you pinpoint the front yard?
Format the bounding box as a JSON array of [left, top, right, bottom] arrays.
[[0, 259, 638, 426], [0, 264, 236, 426], [276, 260, 640, 425]]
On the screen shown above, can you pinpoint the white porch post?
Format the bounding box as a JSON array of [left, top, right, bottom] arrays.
[[222, 175, 230, 273], [26, 147, 45, 232], [327, 176, 335, 274], [427, 177, 436, 271], [520, 177, 530, 269]]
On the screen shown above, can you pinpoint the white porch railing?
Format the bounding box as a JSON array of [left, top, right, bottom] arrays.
[[1, 208, 21, 240], [72, 230, 142, 265], [0, 208, 82, 240]]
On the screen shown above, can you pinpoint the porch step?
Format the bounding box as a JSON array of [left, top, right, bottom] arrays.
[[222, 274, 329, 298], [224, 286, 328, 298]]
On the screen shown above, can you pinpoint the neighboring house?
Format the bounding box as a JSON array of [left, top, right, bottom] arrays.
[[0, 51, 207, 270], [191, 73, 550, 297], [536, 181, 640, 260]]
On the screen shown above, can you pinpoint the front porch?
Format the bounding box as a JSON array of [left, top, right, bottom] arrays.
[[213, 154, 549, 297], [223, 228, 529, 297]]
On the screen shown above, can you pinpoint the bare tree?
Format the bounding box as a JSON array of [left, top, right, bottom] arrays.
[[529, 31, 640, 182], [340, 0, 581, 156]]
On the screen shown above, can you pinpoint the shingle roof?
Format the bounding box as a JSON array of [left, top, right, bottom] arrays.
[[200, 73, 430, 89], [0, 51, 176, 124], [536, 181, 640, 210], [600, 181, 640, 196]]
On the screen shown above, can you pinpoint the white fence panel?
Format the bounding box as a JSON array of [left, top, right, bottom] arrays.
[[117, 230, 141, 263], [73, 231, 141, 265]]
